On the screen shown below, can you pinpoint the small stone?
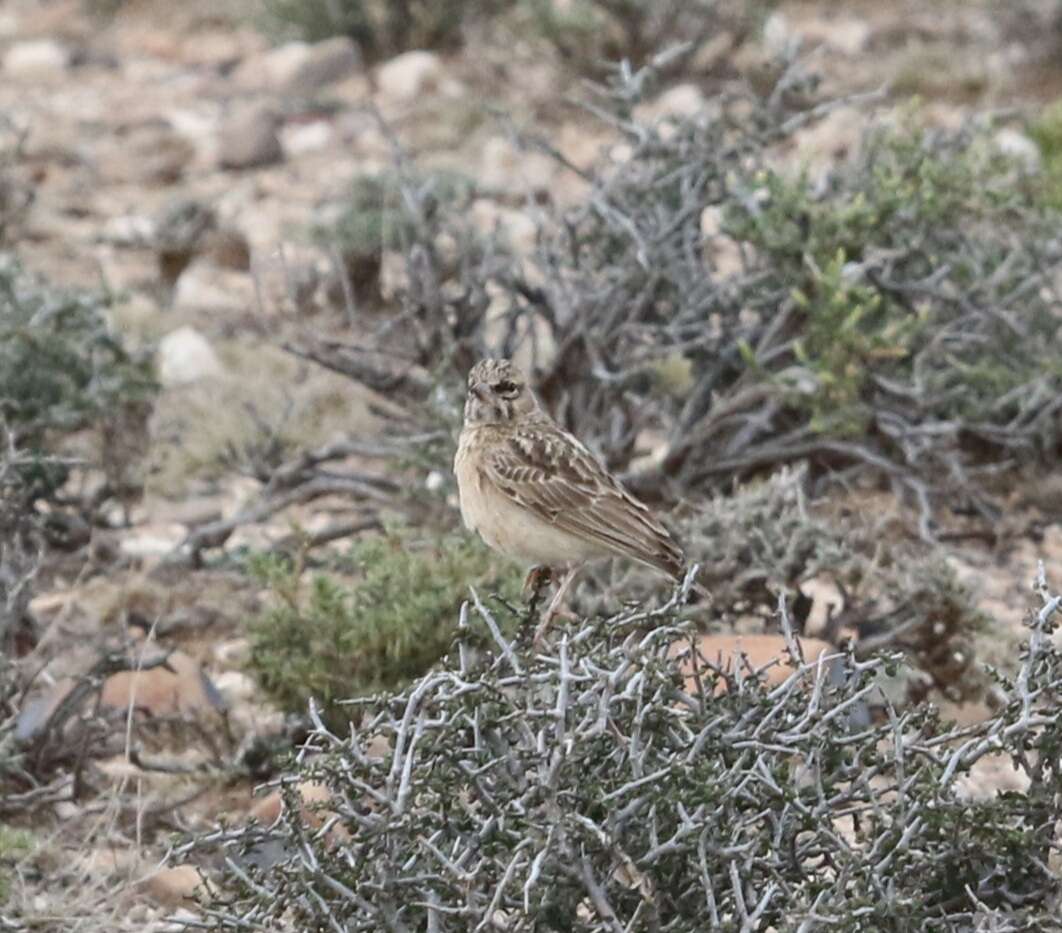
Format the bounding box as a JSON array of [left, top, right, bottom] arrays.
[[217, 105, 282, 170], [172, 261, 254, 314], [635, 84, 708, 123], [672, 633, 835, 696], [213, 670, 257, 705], [376, 50, 444, 103], [118, 523, 188, 560], [104, 123, 196, 186], [100, 650, 226, 717], [157, 326, 223, 386], [141, 866, 205, 906], [249, 781, 350, 848], [288, 37, 360, 93], [994, 128, 1041, 172], [479, 136, 555, 195], [3, 40, 70, 78], [281, 119, 334, 157], [798, 17, 871, 56], [16, 680, 74, 741], [234, 37, 358, 93], [214, 637, 251, 667], [101, 214, 156, 246]]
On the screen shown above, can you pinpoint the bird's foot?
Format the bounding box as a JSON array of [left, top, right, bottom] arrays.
[[523, 565, 554, 597], [531, 568, 580, 648]]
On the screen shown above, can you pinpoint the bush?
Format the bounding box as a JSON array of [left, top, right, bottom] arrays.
[[294, 58, 1062, 536], [260, 0, 511, 59], [0, 256, 155, 507], [187, 570, 1062, 929], [312, 170, 477, 309], [245, 528, 523, 730], [522, 0, 776, 77]]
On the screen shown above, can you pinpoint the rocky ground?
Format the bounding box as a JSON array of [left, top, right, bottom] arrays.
[[2, 0, 1062, 928]]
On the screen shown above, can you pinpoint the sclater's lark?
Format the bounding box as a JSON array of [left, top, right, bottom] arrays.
[[455, 358, 688, 637]]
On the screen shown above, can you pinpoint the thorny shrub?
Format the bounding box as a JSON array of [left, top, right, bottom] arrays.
[[0, 257, 155, 517], [184, 569, 1062, 930], [299, 55, 1062, 541]]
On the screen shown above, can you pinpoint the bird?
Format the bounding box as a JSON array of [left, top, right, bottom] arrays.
[[454, 358, 690, 640]]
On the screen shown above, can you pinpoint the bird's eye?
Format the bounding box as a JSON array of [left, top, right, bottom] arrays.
[[494, 380, 518, 395]]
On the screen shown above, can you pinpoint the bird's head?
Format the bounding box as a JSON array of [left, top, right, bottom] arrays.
[[463, 358, 538, 426]]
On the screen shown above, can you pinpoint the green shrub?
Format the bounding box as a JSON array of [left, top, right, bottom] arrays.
[[522, 0, 776, 77], [260, 0, 511, 58], [188, 570, 1062, 929], [245, 529, 523, 729], [0, 824, 32, 904], [0, 256, 156, 504], [312, 169, 477, 308], [311, 59, 1061, 533]]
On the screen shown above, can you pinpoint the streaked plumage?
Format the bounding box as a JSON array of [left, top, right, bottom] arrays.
[[454, 358, 687, 634]]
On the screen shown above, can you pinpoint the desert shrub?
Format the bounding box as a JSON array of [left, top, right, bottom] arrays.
[[0, 256, 156, 508], [689, 469, 986, 693], [0, 116, 31, 247], [245, 528, 523, 730], [0, 824, 32, 904], [292, 56, 1062, 537], [260, 0, 512, 58], [312, 169, 477, 309], [1028, 98, 1062, 208], [186, 570, 1062, 929], [522, 0, 776, 77]]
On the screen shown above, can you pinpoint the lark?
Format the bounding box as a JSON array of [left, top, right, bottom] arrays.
[[454, 358, 688, 639]]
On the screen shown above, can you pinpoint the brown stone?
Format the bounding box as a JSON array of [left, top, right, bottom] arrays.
[[141, 865, 204, 906], [250, 781, 350, 847], [99, 651, 224, 717], [672, 633, 835, 696]]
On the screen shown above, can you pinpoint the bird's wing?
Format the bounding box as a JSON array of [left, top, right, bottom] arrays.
[[482, 421, 685, 578]]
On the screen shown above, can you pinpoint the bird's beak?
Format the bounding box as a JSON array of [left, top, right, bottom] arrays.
[[469, 382, 487, 402]]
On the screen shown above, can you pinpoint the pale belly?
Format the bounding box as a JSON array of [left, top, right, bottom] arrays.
[[455, 442, 606, 568]]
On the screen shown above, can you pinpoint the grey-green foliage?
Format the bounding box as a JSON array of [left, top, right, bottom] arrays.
[[245, 528, 523, 731], [260, 0, 510, 59], [522, 0, 776, 77], [311, 56, 1062, 531], [683, 469, 985, 693], [312, 170, 477, 306], [0, 256, 155, 495], [188, 573, 1062, 930]]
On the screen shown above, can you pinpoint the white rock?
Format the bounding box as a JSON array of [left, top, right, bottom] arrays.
[[281, 119, 334, 156], [217, 105, 283, 170], [637, 83, 708, 123], [762, 12, 794, 56], [233, 40, 310, 89], [234, 37, 359, 93], [376, 50, 443, 103], [799, 17, 871, 56], [157, 326, 223, 386], [289, 36, 360, 92], [173, 261, 254, 313], [213, 671, 257, 705], [3, 39, 70, 77], [479, 136, 555, 194], [994, 128, 1041, 172], [471, 200, 537, 255], [101, 214, 156, 246], [118, 524, 188, 559]]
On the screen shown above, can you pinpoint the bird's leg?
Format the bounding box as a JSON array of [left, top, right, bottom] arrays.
[[533, 566, 580, 646], [523, 565, 553, 596], [521, 565, 554, 631]]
